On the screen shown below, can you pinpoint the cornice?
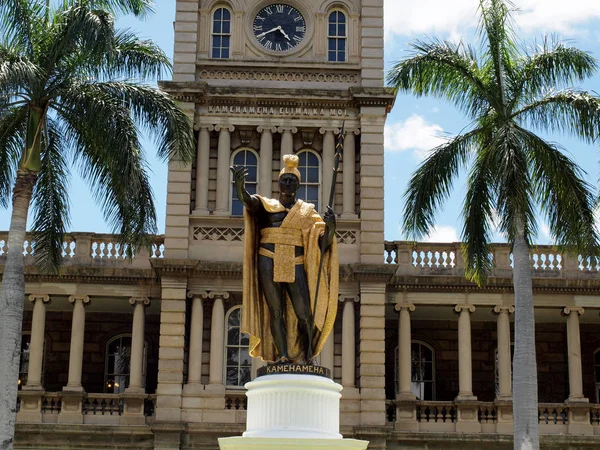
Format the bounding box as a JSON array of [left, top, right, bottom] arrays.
[[1, 266, 158, 285]]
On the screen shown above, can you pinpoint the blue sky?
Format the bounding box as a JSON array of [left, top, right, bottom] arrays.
[[3, 0, 600, 245]]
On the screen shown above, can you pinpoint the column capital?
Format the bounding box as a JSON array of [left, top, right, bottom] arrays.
[[208, 291, 230, 301], [562, 306, 584, 317], [319, 127, 340, 135], [277, 126, 298, 134], [28, 294, 50, 304], [257, 125, 277, 133], [129, 297, 150, 307], [214, 124, 235, 132], [493, 305, 515, 315], [68, 295, 90, 306], [347, 128, 361, 136], [194, 124, 215, 132], [187, 290, 209, 299], [395, 303, 415, 313], [454, 304, 475, 314], [339, 294, 360, 303]]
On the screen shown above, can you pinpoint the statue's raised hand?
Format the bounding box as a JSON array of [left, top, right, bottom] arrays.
[[230, 165, 248, 189]]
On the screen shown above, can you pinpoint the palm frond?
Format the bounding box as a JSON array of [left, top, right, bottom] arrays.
[[514, 89, 600, 144], [42, 5, 114, 77], [53, 83, 157, 248], [512, 38, 597, 108], [462, 134, 495, 285], [0, 0, 43, 55], [0, 106, 26, 208], [103, 29, 170, 80], [30, 118, 71, 273], [478, 0, 517, 112], [0, 45, 40, 99], [388, 39, 494, 117], [403, 127, 484, 240], [83, 0, 154, 18], [517, 126, 600, 256], [81, 81, 195, 162]]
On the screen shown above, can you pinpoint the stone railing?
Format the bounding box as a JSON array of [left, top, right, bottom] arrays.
[[384, 241, 599, 277], [17, 391, 155, 425], [0, 233, 164, 270], [224, 390, 248, 424], [391, 399, 598, 435]]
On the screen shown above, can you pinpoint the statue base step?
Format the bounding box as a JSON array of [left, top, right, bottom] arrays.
[[219, 437, 369, 450]]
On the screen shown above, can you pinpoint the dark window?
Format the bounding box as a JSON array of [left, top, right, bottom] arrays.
[[225, 307, 251, 387], [104, 334, 147, 393], [212, 8, 231, 59], [231, 150, 258, 216], [328, 11, 347, 62], [297, 150, 320, 211]]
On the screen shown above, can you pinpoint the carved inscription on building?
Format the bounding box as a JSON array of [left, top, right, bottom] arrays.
[[207, 105, 351, 117]]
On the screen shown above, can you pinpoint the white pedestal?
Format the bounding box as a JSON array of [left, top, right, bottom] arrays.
[[244, 374, 342, 439], [219, 437, 369, 450], [218, 372, 369, 450]]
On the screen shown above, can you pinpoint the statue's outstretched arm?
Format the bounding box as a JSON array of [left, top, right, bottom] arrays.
[[230, 166, 260, 213]]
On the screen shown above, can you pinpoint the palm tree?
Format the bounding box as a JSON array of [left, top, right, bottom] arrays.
[[0, 1, 195, 447], [387, 1, 600, 448]]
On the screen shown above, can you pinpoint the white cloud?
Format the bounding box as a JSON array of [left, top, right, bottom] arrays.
[[384, 0, 600, 38], [384, 114, 447, 158], [425, 225, 460, 243], [539, 222, 553, 244]]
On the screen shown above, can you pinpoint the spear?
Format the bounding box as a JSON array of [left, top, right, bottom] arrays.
[[311, 123, 345, 355]]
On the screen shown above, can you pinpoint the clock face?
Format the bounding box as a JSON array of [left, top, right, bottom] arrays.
[[253, 4, 306, 53]]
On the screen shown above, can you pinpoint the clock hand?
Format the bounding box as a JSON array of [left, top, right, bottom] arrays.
[[256, 26, 280, 39], [277, 26, 291, 41]]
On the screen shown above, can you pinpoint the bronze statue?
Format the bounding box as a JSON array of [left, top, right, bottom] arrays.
[[232, 155, 339, 364]]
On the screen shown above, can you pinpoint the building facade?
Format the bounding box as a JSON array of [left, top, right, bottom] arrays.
[[3, 0, 600, 449]]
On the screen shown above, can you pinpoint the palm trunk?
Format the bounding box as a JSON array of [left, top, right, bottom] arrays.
[[0, 169, 37, 450], [512, 221, 540, 450]]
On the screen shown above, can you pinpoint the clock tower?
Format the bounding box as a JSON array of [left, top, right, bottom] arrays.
[[156, 0, 396, 438]]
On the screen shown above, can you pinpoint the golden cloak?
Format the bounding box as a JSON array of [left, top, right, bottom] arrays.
[[241, 196, 339, 363]]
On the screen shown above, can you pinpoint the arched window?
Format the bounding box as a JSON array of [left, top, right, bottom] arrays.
[[105, 334, 147, 394], [296, 150, 321, 211], [394, 341, 436, 400], [224, 306, 251, 388], [231, 149, 259, 216], [212, 7, 231, 59], [327, 10, 347, 62], [594, 349, 600, 402]]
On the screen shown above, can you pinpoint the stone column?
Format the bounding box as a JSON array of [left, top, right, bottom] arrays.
[[494, 305, 515, 434], [257, 126, 276, 197], [341, 296, 359, 388], [127, 297, 149, 393], [494, 306, 514, 400], [563, 307, 587, 402], [320, 128, 338, 202], [455, 304, 476, 400], [214, 124, 235, 215], [194, 125, 213, 215], [208, 292, 229, 389], [187, 293, 206, 387], [24, 295, 50, 390], [64, 295, 90, 392], [395, 302, 419, 432], [563, 306, 593, 434], [278, 126, 298, 169], [454, 304, 479, 433], [342, 130, 357, 218], [396, 303, 416, 400], [58, 295, 89, 424]]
